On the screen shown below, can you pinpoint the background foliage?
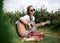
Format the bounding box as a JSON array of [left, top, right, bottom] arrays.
[[2, 8, 60, 32]]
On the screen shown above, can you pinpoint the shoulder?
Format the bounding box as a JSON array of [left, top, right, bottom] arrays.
[[33, 16, 35, 19], [20, 15, 30, 21]]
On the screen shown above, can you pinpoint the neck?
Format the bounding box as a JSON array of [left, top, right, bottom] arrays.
[[29, 14, 33, 20]]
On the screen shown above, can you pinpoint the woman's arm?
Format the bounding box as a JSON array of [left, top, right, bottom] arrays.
[[20, 18, 32, 29], [20, 18, 28, 25], [37, 20, 50, 27]]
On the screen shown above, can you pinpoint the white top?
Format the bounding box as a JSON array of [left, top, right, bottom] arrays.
[[20, 15, 35, 22], [15, 15, 35, 24]]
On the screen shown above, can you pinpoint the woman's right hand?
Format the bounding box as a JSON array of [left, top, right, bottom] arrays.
[[27, 23, 32, 30]]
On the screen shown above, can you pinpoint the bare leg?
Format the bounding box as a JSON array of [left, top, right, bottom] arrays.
[[22, 37, 35, 41]]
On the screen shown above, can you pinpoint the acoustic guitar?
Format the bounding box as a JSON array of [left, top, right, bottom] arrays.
[[16, 20, 50, 36]]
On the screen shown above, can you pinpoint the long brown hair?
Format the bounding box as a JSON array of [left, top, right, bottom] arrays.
[[27, 5, 33, 15]]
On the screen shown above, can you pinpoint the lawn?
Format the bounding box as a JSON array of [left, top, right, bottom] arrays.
[[0, 21, 60, 43], [6, 25, 60, 43]]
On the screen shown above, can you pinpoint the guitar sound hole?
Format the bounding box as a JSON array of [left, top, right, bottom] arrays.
[[30, 24, 33, 27]]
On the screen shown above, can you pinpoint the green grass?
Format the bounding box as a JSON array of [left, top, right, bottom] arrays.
[[7, 25, 60, 43], [0, 22, 60, 43]]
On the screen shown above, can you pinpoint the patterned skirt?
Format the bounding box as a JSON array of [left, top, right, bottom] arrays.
[[27, 31, 44, 41]]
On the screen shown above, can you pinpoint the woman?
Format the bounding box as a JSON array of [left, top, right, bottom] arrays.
[[16, 5, 50, 41]]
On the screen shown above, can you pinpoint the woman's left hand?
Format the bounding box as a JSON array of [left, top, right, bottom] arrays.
[[45, 20, 50, 24], [41, 20, 50, 26]]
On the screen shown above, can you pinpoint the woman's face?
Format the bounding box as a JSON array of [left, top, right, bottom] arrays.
[[29, 7, 35, 15]]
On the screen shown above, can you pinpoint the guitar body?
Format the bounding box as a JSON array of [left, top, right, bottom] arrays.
[[16, 21, 37, 36], [17, 22, 27, 35]]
